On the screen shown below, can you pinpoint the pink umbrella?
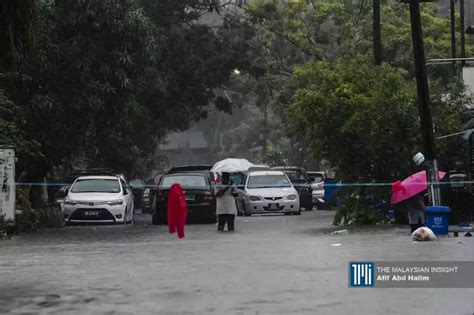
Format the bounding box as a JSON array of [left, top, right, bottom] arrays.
[[390, 170, 446, 205]]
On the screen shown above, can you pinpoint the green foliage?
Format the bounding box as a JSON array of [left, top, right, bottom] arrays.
[[333, 187, 389, 225], [0, 90, 42, 158], [286, 60, 466, 224], [15, 187, 40, 231], [0, 215, 15, 239], [287, 60, 421, 182], [1, 0, 247, 179]]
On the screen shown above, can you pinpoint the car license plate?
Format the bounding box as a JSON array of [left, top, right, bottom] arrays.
[[269, 203, 279, 210], [84, 210, 99, 216], [185, 195, 195, 201]]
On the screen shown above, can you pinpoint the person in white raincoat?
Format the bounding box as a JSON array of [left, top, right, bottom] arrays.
[[215, 172, 239, 231]]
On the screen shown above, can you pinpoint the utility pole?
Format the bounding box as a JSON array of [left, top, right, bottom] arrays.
[[450, 0, 457, 76], [373, 0, 382, 65], [262, 100, 268, 164], [460, 0, 466, 67], [406, 0, 441, 205]]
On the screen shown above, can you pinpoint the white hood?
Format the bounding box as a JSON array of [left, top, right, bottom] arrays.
[[67, 192, 123, 202], [245, 187, 297, 198]]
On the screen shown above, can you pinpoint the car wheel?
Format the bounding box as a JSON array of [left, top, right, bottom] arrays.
[[284, 212, 292, 216], [306, 203, 313, 211]]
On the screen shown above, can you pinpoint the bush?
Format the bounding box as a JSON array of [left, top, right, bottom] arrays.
[[0, 215, 15, 239], [333, 187, 392, 225], [15, 187, 40, 231]]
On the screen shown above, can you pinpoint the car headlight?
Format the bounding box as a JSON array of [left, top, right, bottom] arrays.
[[286, 194, 297, 200], [249, 196, 261, 201], [107, 199, 124, 206], [64, 199, 77, 205]]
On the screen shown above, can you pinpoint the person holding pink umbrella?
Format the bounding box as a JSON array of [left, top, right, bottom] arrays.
[[406, 193, 426, 232], [391, 170, 446, 232]]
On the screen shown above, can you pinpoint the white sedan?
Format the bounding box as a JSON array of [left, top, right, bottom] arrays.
[[241, 171, 300, 216], [62, 175, 134, 224]]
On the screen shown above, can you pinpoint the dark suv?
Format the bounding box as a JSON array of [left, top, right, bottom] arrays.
[[272, 167, 313, 211]]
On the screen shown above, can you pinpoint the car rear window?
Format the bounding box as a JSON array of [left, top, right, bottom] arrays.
[[283, 170, 306, 181], [71, 179, 121, 193], [247, 175, 292, 189], [160, 175, 207, 189]]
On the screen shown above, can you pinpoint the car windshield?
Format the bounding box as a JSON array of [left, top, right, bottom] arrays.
[[160, 175, 207, 189], [70, 179, 120, 193], [247, 175, 292, 189], [229, 173, 245, 185]]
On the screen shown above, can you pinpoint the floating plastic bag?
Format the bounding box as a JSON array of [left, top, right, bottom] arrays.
[[411, 227, 437, 242]]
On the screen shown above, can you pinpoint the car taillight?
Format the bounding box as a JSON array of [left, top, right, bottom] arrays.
[[203, 191, 213, 201]]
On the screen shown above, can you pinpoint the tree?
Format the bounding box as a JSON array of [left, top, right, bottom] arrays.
[[1, 0, 250, 180], [285, 59, 467, 224]]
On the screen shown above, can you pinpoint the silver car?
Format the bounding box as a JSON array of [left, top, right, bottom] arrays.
[[62, 175, 135, 224], [308, 171, 325, 205], [241, 171, 300, 216]]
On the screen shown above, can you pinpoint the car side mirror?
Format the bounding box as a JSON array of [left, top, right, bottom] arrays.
[[237, 185, 245, 190], [123, 189, 128, 195]]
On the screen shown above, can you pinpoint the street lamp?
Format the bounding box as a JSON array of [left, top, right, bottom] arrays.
[[402, 0, 442, 206]]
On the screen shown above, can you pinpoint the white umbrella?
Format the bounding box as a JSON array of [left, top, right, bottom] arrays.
[[211, 158, 254, 173]]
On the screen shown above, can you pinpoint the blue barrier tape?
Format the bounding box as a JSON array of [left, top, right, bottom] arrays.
[[13, 181, 474, 188]]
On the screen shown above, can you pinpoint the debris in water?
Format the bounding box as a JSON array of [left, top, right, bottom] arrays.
[[331, 229, 349, 235]]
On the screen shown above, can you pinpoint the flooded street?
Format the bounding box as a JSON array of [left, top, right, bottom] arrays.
[[1, 211, 473, 315]]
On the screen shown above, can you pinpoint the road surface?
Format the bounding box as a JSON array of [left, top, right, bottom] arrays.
[[0, 210, 473, 314]]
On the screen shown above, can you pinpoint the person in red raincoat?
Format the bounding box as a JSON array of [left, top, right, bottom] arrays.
[[167, 183, 188, 239]]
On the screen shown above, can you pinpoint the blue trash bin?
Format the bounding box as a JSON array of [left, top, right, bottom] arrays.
[[324, 178, 339, 205], [425, 206, 451, 235]]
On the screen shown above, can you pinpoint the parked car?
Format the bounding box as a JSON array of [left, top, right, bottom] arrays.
[[141, 178, 157, 214], [62, 175, 135, 224], [227, 165, 271, 216], [54, 185, 69, 205], [272, 167, 313, 211], [130, 179, 146, 209], [239, 170, 300, 216], [307, 171, 326, 207], [54, 168, 116, 206], [166, 165, 215, 184], [152, 173, 216, 224]]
